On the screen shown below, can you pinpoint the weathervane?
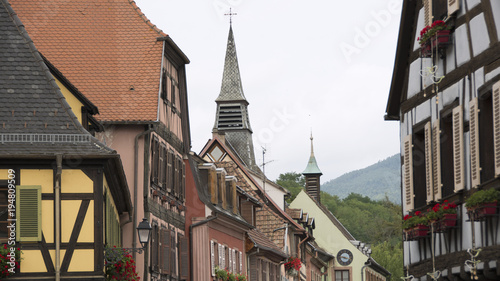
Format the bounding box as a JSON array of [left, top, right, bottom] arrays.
[[225, 8, 237, 25]]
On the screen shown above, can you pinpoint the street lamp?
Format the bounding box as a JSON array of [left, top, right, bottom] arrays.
[[137, 218, 152, 249]]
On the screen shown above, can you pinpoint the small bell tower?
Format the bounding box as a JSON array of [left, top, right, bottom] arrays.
[[302, 134, 323, 203]]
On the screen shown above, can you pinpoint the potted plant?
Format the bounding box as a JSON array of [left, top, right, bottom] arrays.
[[227, 271, 237, 281], [0, 244, 21, 279], [215, 266, 228, 280], [418, 20, 451, 56], [426, 201, 458, 231], [466, 189, 499, 220], [104, 246, 139, 281], [236, 273, 247, 281], [284, 256, 301, 277], [403, 211, 429, 239]]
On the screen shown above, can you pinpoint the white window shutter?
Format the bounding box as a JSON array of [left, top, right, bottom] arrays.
[[425, 122, 434, 203], [470, 98, 481, 188], [211, 241, 216, 276], [239, 251, 243, 273], [222, 245, 226, 269], [232, 249, 236, 273], [432, 120, 442, 201], [228, 247, 232, 272], [424, 0, 433, 26], [493, 81, 500, 176], [218, 243, 223, 269], [403, 135, 414, 211], [448, 0, 459, 17], [453, 105, 465, 191]]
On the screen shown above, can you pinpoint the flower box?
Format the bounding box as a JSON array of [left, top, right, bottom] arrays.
[[479, 202, 497, 215], [411, 225, 429, 238], [421, 43, 432, 57], [436, 213, 457, 232], [431, 30, 451, 48], [467, 202, 497, 221]]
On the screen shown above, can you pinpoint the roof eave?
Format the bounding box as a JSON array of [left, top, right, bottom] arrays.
[[158, 35, 190, 64], [386, 0, 416, 120]]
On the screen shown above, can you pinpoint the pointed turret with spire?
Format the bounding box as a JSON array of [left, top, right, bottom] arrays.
[[303, 133, 323, 203], [213, 15, 259, 172]]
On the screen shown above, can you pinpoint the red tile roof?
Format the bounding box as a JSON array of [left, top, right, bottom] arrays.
[[10, 0, 173, 122]]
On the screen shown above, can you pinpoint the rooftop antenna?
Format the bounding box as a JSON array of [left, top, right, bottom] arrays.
[[260, 146, 274, 198], [224, 8, 237, 25]]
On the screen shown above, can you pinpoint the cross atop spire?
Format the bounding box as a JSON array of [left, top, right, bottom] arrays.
[[310, 131, 315, 157], [225, 8, 237, 25]]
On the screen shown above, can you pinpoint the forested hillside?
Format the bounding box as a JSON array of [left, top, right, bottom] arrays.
[[321, 154, 401, 203]]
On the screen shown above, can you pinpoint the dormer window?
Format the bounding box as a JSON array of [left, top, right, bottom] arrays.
[[225, 176, 237, 214], [198, 163, 217, 204], [216, 168, 227, 208]]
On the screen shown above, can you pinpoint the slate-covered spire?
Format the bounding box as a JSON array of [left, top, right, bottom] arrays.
[[303, 133, 322, 203], [213, 24, 258, 172], [216, 25, 247, 103]]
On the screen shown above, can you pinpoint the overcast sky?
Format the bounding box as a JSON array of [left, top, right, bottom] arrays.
[[135, 0, 403, 182]]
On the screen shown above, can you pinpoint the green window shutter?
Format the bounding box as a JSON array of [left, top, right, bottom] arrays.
[[16, 185, 41, 242]]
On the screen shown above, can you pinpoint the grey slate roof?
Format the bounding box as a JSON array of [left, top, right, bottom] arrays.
[[216, 25, 247, 102], [0, 0, 114, 157]]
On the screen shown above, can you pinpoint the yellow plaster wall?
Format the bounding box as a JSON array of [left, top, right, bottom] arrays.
[[61, 170, 93, 193], [21, 169, 53, 194], [78, 200, 94, 243], [0, 169, 8, 179], [54, 77, 84, 125], [62, 200, 80, 243], [42, 200, 54, 243], [68, 249, 94, 272], [20, 250, 47, 273], [290, 191, 368, 281], [61, 200, 94, 243]]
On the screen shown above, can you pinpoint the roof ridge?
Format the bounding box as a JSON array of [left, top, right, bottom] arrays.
[[128, 0, 167, 37]]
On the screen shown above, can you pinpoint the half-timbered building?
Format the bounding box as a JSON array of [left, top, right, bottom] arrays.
[[10, 0, 192, 280], [0, 1, 132, 279], [386, 0, 500, 279]]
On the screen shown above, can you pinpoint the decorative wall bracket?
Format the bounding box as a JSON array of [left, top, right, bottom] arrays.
[[465, 248, 482, 280]]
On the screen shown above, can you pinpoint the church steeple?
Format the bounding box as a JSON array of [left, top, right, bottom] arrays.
[[213, 23, 258, 172], [303, 133, 322, 202]]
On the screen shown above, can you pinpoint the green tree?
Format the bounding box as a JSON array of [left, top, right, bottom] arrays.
[[276, 172, 305, 203], [371, 241, 403, 279]]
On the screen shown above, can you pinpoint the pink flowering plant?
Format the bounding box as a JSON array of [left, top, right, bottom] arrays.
[[427, 200, 458, 221], [214, 266, 247, 281], [284, 256, 301, 272], [417, 20, 450, 46], [402, 211, 429, 230], [236, 273, 248, 281], [104, 246, 139, 281], [0, 244, 21, 278]]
